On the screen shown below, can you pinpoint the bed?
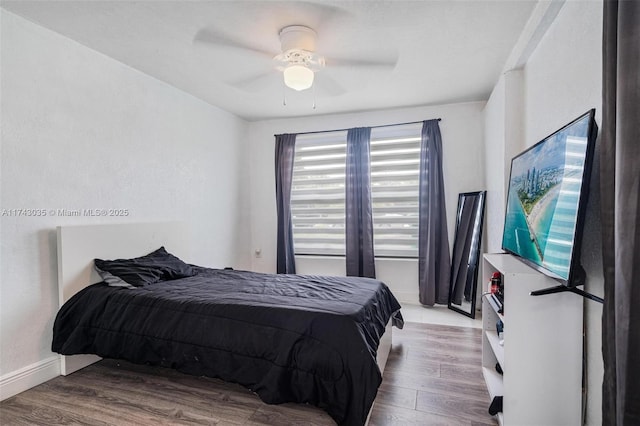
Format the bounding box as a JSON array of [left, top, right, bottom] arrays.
[[52, 222, 403, 425]]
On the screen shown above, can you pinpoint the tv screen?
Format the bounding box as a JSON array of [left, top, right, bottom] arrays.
[[502, 109, 597, 285]]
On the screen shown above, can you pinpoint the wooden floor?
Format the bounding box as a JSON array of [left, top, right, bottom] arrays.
[[0, 322, 497, 425]]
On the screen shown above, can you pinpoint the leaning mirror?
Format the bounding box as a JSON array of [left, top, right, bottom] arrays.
[[448, 190, 486, 318]]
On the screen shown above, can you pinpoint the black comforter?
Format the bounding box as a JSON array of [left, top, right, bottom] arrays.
[[52, 267, 403, 425]]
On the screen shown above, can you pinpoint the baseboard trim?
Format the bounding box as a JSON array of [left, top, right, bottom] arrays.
[[0, 356, 60, 401]]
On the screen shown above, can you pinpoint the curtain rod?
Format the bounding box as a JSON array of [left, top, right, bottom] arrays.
[[274, 118, 441, 137]]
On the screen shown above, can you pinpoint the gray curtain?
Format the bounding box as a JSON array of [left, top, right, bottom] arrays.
[[418, 120, 450, 306], [275, 133, 297, 274], [345, 127, 376, 278], [601, 1, 640, 424]]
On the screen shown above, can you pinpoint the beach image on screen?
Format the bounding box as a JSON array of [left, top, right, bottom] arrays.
[[502, 114, 590, 280]]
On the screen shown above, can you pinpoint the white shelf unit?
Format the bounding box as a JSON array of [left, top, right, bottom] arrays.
[[482, 253, 583, 426]]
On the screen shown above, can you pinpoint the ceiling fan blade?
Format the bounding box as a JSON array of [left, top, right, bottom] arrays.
[[229, 72, 275, 92], [194, 28, 275, 58], [326, 56, 398, 69], [314, 73, 347, 97]]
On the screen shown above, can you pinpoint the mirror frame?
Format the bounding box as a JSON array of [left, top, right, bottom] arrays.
[[448, 190, 486, 319]]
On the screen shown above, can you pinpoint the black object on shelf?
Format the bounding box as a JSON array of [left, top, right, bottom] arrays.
[[490, 293, 504, 315], [490, 293, 502, 309]]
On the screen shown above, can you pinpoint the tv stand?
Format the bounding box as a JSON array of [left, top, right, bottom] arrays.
[[530, 284, 604, 303], [528, 264, 603, 303], [482, 253, 583, 425]]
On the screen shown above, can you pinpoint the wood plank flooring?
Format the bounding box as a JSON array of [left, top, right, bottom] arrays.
[[0, 322, 497, 425]]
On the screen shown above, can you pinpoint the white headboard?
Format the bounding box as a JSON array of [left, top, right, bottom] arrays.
[[56, 221, 190, 374]]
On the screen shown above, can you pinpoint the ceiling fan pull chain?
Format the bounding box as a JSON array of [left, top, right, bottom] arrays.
[[282, 83, 287, 106], [312, 84, 316, 110]]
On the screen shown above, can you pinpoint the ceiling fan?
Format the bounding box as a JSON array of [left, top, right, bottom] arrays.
[[194, 24, 397, 96]]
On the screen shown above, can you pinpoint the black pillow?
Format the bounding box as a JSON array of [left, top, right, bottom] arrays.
[[94, 247, 196, 287]]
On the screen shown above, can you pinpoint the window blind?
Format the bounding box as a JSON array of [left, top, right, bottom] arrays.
[[291, 131, 347, 255], [370, 124, 421, 257], [290, 123, 422, 258]]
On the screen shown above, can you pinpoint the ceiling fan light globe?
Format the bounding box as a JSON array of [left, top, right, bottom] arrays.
[[283, 65, 314, 91]]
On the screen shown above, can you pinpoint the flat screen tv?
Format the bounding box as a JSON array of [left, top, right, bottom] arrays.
[[502, 109, 597, 287]]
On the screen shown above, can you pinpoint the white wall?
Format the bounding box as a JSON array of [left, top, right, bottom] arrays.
[[483, 1, 604, 424], [0, 10, 250, 385], [483, 76, 507, 253], [523, 2, 603, 424], [248, 102, 485, 303], [483, 70, 525, 253]]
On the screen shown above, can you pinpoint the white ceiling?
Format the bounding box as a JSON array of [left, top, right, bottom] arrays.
[[2, 0, 538, 121]]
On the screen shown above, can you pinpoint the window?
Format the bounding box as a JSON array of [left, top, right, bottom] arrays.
[[370, 124, 422, 257], [291, 131, 347, 256], [290, 124, 422, 258]]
